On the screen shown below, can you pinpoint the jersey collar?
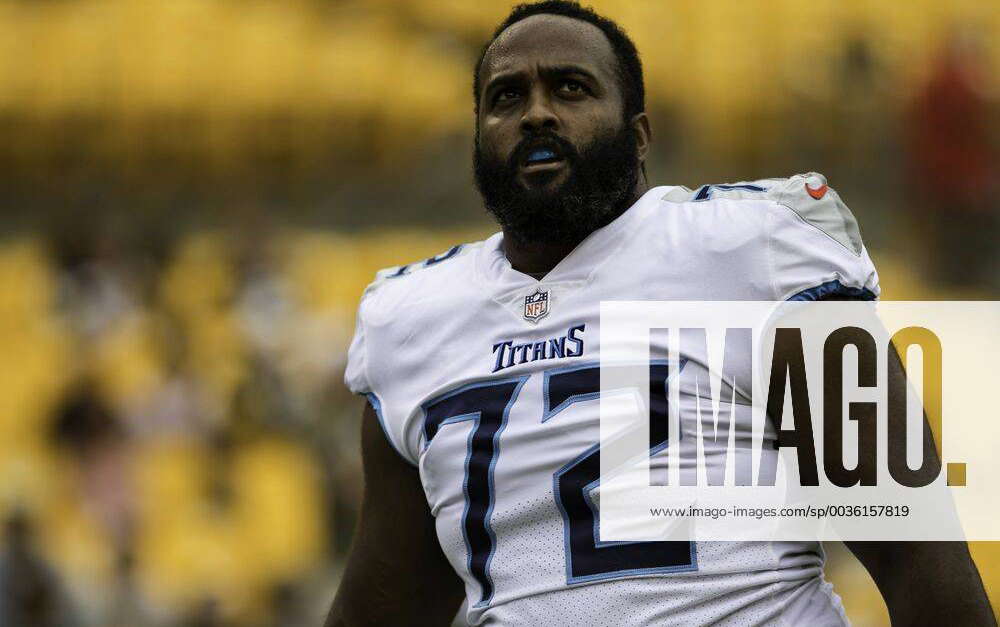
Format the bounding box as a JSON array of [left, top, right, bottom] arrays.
[[475, 186, 671, 297]]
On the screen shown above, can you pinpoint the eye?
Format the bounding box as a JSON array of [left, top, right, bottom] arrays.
[[558, 79, 589, 96], [494, 88, 520, 105]]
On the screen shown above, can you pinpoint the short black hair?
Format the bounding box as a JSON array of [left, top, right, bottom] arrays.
[[473, 1, 645, 121]]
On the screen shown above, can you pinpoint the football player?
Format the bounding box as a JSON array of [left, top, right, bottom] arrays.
[[326, 2, 994, 625]]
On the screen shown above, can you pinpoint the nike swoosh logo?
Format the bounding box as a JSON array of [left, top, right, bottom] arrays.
[[806, 182, 828, 200]]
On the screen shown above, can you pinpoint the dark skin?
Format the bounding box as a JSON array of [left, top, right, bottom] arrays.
[[327, 15, 995, 627], [476, 14, 650, 277], [788, 297, 995, 626], [324, 404, 465, 626], [843, 343, 994, 626]]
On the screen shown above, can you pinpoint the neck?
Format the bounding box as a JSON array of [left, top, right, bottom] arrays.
[[502, 173, 648, 277]]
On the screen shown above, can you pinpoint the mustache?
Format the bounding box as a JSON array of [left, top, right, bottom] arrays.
[[506, 132, 579, 170]]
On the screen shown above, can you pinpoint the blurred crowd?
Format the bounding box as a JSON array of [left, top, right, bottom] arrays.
[[0, 226, 477, 626]]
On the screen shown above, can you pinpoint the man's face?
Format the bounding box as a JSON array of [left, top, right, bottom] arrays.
[[474, 15, 642, 245]]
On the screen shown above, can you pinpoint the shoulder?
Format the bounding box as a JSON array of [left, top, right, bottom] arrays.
[[345, 238, 487, 394], [764, 173, 864, 256], [357, 239, 486, 322], [657, 173, 864, 256], [371, 241, 480, 282]]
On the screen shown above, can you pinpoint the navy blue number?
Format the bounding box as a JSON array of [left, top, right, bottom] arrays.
[[422, 362, 696, 605], [424, 244, 462, 266], [387, 245, 463, 278], [421, 376, 527, 607], [693, 183, 765, 201], [544, 362, 695, 583]]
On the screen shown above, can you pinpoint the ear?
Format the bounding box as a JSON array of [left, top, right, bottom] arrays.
[[630, 112, 652, 163]]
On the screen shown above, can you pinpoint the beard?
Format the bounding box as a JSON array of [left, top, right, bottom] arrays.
[[473, 123, 640, 246]]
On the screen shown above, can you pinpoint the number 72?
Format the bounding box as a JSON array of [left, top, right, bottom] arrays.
[[420, 360, 695, 607]]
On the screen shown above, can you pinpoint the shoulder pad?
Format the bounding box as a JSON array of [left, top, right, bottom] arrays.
[[661, 173, 863, 256], [767, 173, 863, 256]]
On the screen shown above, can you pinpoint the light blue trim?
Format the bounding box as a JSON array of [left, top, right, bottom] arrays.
[[383, 243, 463, 280], [787, 279, 877, 301], [385, 264, 410, 279], [551, 441, 594, 584], [477, 375, 527, 608], [437, 412, 481, 430], [588, 431, 678, 550], [424, 244, 463, 266], [365, 392, 416, 467], [542, 359, 674, 423], [551, 443, 699, 585], [421, 377, 526, 445], [693, 183, 766, 202], [583, 474, 634, 549], [544, 360, 698, 585], [420, 375, 528, 609], [566, 543, 699, 586], [580, 361, 686, 550], [541, 360, 601, 423]]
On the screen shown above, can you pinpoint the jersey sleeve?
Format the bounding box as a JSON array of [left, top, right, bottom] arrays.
[[343, 277, 422, 466], [765, 173, 881, 301], [343, 287, 371, 395]]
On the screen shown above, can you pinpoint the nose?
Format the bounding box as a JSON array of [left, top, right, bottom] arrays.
[[520, 87, 558, 134]]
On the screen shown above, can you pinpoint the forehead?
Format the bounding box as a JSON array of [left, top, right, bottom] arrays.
[[481, 14, 618, 84]]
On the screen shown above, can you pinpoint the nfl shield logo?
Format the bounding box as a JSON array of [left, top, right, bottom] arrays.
[[523, 289, 550, 322]]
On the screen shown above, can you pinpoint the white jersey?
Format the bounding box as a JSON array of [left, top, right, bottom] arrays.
[[345, 173, 879, 626]]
